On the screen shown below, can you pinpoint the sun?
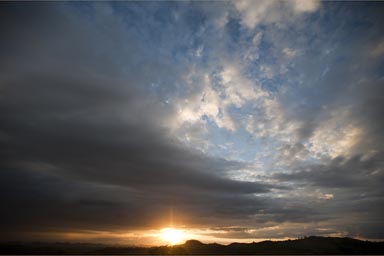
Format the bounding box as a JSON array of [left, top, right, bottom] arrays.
[[160, 227, 184, 245]]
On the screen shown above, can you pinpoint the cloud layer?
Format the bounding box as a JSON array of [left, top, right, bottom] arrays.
[[0, 1, 383, 244]]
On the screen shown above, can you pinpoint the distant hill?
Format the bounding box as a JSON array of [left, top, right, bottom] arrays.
[[1, 236, 384, 254]]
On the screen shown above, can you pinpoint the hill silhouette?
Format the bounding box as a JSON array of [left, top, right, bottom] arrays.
[[1, 236, 384, 254]]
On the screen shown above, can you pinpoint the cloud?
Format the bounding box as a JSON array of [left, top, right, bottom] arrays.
[[371, 42, 384, 57], [175, 63, 268, 132], [318, 193, 334, 200], [275, 153, 384, 190], [282, 47, 299, 58], [292, 0, 320, 13], [234, 0, 320, 29], [0, 2, 280, 240], [0, 1, 383, 243]]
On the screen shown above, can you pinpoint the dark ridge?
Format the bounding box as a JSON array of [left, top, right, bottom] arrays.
[[1, 236, 384, 255]]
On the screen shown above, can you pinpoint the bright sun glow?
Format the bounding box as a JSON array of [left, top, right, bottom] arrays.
[[160, 228, 184, 245]]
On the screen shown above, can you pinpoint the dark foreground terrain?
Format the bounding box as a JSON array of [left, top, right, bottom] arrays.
[[1, 236, 384, 255]]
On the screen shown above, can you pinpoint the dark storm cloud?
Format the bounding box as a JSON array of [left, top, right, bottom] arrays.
[[275, 153, 384, 189], [0, 2, 279, 239], [0, 166, 289, 236], [273, 154, 384, 239]]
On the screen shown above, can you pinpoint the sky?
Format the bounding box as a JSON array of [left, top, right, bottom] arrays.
[[0, 0, 384, 245]]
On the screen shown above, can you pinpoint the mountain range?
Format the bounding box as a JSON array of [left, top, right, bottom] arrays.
[[1, 236, 384, 255]]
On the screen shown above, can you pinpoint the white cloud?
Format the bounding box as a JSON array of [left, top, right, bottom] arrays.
[[252, 31, 263, 45], [195, 45, 204, 57], [234, 0, 320, 29], [173, 68, 236, 132], [174, 63, 272, 134], [283, 47, 298, 58], [245, 98, 299, 142], [176, 72, 219, 124], [234, 0, 280, 29], [243, 31, 263, 61], [259, 65, 275, 79], [308, 107, 363, 159], [292, 0, 320, 13], [214, 11, 229, 29], [220, 64, 266, 106]]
